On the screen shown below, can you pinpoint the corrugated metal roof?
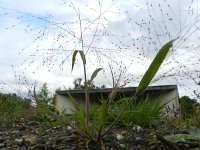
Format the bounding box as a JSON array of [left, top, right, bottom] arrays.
[[56, 85, 177, 95]]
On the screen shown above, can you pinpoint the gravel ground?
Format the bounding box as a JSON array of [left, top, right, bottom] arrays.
[[0, 119, 196, 150]]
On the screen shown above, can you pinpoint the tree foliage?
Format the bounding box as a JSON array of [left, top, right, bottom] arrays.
[[72, 78, 106, 90], [36, 83, 55, 107]]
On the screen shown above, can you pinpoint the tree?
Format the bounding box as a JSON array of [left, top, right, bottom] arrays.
[[73, 78, 84, 89], [37, 83, 52, 106], [72, 78, 106, 90]]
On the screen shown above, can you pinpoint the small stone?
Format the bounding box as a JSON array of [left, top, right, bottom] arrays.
[[12, 124, 19, 127], [15, 138, 24, 146], [0, 143, 5, 148], [67, 126, 72, 130], [116, 134, 124, 140], [0, 138, 6, 143], [135, 137, 142, 143], [119, 143, 126, 148], [132, 125, 142, 133], [12, 130, 20, 134]]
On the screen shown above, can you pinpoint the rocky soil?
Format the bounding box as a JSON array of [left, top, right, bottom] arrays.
[[0, 119, 197, 150]]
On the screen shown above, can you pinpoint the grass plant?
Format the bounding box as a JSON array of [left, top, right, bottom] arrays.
[[69, 39, 176, 143], [109, 96, 169, 127]]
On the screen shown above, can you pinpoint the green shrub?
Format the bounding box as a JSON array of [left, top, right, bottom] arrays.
[[0, 93, 31, 126], [29, 102, 56, 123], [188, 106, 200, 128]]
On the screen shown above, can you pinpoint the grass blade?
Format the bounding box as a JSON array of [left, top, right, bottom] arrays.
[[68, 93, 80, 112], [99, 99, 107, 132], [135, 39, 176, 96], [90, 68, 103, 83], [71, 50, 78, 71], [68, 93, 86, 126], [79, 50, 86, 64]]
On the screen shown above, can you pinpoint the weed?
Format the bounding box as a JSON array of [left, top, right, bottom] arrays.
[[109, 96, 169, 127], [69, 39, 175, 143]]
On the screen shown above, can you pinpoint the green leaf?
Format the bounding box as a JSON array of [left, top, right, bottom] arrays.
[[115, 97, 131, 104], [164, 133, 200, 143], [79, 51, 86, 64], [88, 121, 96, 137], [68, 93, 80, 112], [76, 111, 86, 126], [135, 39, 176, 96], [71, 50, 78, 71], [90, 68, 103, 82], [68, 93, 86, 126], [98, 99, 107, 132]]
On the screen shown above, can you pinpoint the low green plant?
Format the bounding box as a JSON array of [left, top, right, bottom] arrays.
[[161, 116, 197, 132], [69, 39, 176, 143], [69, 94, 107, 142], [187, 106, 200, 128], [109, 96, 169, 127], [0, 93, 30, 126], [162, 126, 200, 145], [31, 104, 56, 123], [180, 96, 199, 119], [32, 84, 64, 123], [38, 120, 69, 136]]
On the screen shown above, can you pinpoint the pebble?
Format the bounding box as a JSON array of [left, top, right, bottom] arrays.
[[15, 138, 24, 145], [116, 134, 124, 140], [119, 143, 126, 148], [0, 143, 5, 148], [67, 126, 72, 130], [133, 125, 142, 133], [11, 130, 20, 134], [135, 137, 142, 143], [0, 137, 5, 143]]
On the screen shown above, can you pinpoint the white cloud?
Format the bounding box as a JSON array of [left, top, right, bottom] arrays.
[[1, 0, 200, 100], [1, 0, 72, 16]]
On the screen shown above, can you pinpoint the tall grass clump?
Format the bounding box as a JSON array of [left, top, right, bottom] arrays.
[[109, 96, 169, 127], [69, 39, 175, 143]]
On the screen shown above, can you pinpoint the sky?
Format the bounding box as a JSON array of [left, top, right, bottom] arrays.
[[0, 0, 200, 99]]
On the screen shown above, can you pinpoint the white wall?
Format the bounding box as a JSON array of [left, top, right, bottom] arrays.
[[55, 95, 74, 114], [55, 89, 180, 117]]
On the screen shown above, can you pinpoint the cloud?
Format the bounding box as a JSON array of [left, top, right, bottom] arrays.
[[0, 0, 73, 16], [0, 0, 200, 100]]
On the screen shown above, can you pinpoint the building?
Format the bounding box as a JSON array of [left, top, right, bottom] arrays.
[[55, 85, 180, 117]]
